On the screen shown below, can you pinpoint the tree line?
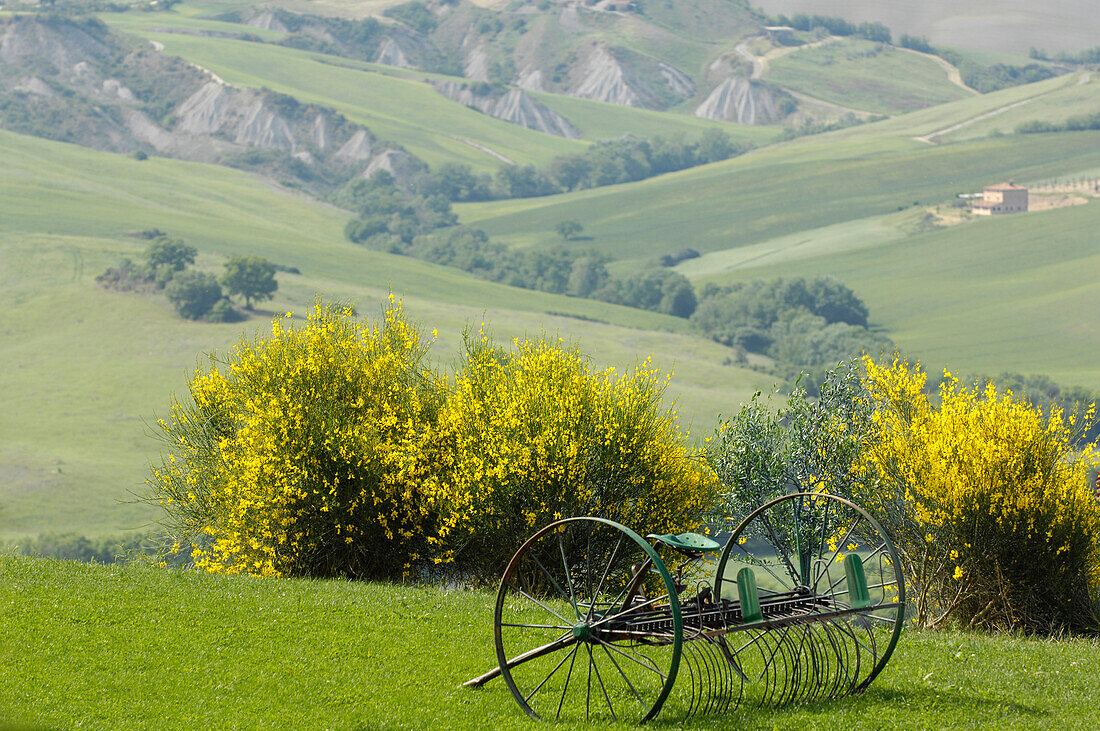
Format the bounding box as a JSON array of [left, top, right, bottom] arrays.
[[342, 174, 697, 317], [410, 130, 752, 203]]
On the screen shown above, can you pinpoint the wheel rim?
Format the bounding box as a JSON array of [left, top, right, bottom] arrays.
[[713, 492, 905, 701], [494, 517, 683, 723]]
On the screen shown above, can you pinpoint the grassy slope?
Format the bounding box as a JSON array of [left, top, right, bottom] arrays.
[[457, 131, 1100, 259], [750, 0, 1100, 55], [3, 555, 1100, 729], [0, 130, 761, 541], [764, 38, 971, 115], [695, 199, 1100, 388], [125, 30, 585, 172], [823, 71, 1083, 141], [940, 74, 1100, 141]]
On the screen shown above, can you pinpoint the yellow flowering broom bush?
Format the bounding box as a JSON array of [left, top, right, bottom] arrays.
[[862, 356, 1100, 633], [434, 332, 715, 582], [149, 299, 448, 580]]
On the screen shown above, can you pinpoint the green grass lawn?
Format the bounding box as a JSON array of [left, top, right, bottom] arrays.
[[764, 39, 970, 115], [2, 555, 1098, 729]]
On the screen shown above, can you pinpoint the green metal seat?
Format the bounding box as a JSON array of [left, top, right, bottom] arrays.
[[646, 531, 721, 555]]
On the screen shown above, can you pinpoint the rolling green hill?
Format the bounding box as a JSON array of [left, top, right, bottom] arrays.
[[456, 131, 1100, 259], [752, 0, 1100, 55], [690, 198, 1100, 389], [0, 129, 760, 541], [763, 38, 971, 115]]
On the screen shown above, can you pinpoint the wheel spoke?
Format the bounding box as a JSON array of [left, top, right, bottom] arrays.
[[590, 644, 617, 722], [524, 642, 577, 704], [559, 534, 579, 619], [504, 581, 572, 626], [593, 636, 668, 679], [587, 535, 624, 621], [530, 552, 574, 616], [600, 642, 649, 710], [555, 644, 581, 721]]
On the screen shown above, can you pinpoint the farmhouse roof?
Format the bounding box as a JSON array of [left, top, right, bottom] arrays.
[[985, 182, 1027, 191]]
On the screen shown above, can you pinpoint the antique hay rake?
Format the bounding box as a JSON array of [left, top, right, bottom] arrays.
[[464, 492, 905, 723]]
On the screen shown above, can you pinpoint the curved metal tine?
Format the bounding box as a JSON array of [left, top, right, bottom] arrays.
[[686, 636, 713, 716], [779, 627, 803, 707], [588, 643, 617, 723], [592, 636, 669, 680], [717, 633, 752, 707], [554, 644, 582, 721], [831, 617, 864, 695], [716, 635, 747, 712], [768, 629, 795, 708], [793, 624, 818, 705], [810, 622, 836, 703], [503, 580, 573, 626], [699, 637, 722, 716], [523, 640, 579, 705], [678, 640, 701, 717], [808, 623, 833, 704], [701, 635, 733, 715], [818, 617, 849, 700]]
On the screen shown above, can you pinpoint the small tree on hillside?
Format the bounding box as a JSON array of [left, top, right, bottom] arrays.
[[144, 237, 197, 272], [555, 220, 583, 241], [221, 256, 278, 310]]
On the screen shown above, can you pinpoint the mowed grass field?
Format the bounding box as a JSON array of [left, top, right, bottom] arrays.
[[0, 130, 761, 542], [457, 130, 1100, 259], [693, 198, 1100, 388], [939, 74, 1100, 141], [3, 555, 1100, 729], [764, 38, 971, 115]]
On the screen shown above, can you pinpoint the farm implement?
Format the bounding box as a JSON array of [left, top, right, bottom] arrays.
[[464, 492, 905, 723]]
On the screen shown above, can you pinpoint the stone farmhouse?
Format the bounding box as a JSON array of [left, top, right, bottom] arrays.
[[972, 182, 1028, 215]]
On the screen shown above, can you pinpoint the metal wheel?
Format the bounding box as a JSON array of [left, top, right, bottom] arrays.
[[494, 517, 683, 723], [713, 492, 905, 702]]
